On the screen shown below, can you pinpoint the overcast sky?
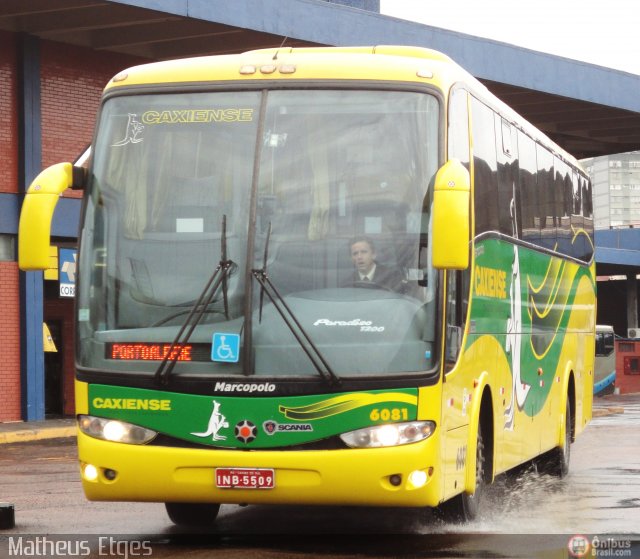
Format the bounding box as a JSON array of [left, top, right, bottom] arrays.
[[380, 0, 640, 76]]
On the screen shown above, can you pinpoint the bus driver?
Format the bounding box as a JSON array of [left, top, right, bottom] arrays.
[[345, 236, 405, 292]]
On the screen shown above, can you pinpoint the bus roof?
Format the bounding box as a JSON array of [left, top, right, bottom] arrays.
[[105, 45, 466, 91], [103, 45, 583, 169]]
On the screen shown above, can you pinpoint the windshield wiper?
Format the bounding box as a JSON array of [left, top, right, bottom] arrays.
[[155, 215, 236, 386], [252, 269, 341, 386], [251, 223, 340, 387]]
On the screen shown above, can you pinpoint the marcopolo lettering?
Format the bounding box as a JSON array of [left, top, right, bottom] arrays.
[[214, 382, 276, 393], [92, 397, 171, 411]]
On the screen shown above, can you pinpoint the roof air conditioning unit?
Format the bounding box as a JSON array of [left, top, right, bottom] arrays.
[[627, 328, 640, 339]]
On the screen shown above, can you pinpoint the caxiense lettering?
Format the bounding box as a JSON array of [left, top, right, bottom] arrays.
[[92, 398, 171, 411], [141, 108, 254, 124], [474, 265, 507, 299]]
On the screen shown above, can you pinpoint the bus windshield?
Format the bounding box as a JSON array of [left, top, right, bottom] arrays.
[[77, 89, 440, 380]]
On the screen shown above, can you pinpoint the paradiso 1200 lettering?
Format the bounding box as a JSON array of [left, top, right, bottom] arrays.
[[313, 318, 385, 332]]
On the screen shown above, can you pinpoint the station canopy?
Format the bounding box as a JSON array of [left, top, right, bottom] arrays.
[[1, 0, 640, 159]]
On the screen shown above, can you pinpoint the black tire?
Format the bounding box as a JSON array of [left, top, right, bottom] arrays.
[[537, 398, 571, 478], [438, 425, 486, 523], [165, 502, 220, 527]]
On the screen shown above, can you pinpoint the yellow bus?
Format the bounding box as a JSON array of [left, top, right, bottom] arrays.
[[19, 46, 595, 525]]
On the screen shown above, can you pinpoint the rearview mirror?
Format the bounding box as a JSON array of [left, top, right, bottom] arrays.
[[432, 159, 470, 270]]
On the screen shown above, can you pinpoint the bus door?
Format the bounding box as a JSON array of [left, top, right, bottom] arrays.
[[440, 270, 474, 499]]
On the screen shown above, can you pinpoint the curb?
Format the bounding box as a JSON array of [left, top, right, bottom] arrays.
[[0, 426, 77, 445]]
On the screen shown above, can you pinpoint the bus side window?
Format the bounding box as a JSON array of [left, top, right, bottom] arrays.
[[448, 88, 470, 168], [536, 144, 555, 250], [596, 332, 615, 356], [496, 115, 519, 237], [445, 89, 472, 370], [445, 269, 470, 370], [470, 96, 498, 236], [555, 157, 573, 255], [518, 131, 538, 245], [582, 176, 594, 261]]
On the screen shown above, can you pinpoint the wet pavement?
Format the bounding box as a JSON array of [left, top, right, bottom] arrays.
[[0, 394, 638, 558]]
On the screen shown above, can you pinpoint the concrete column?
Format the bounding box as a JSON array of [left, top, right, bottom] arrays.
[[627, 273, 638, 335]]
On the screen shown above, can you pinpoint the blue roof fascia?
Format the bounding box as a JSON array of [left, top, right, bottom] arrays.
[[0, 193, 19, 234], [51, 197, 82, 238], [105, 0, 640, 114], [595, 229, 640, 266], [595, 228, 640, 249], [595, 246, 640, 267], [0, 193, 81, 238]]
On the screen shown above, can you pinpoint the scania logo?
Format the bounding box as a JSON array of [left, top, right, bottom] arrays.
[[263, 420, 313, 435], [264, 421, 277, 435]]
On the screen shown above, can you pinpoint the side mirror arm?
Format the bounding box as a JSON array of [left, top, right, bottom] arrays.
[[19, 162, 74, 271]]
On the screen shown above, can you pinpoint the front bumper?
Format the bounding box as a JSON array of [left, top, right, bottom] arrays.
[[78, 431, 441, 507]]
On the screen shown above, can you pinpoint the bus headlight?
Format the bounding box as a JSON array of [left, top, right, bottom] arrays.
[[78, 415, 157, 444], [339, 421, 436, 448]]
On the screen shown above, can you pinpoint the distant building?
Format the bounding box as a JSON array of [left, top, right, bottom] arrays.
[[583, 151, 640, 340], [582, 151, 640, 229]]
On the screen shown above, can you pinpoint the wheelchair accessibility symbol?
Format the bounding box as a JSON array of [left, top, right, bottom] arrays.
[[212, 333, 240, 363]]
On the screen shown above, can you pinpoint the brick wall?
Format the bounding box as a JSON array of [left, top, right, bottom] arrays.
[[0, 31, 17, 194], [0, 262, 21, 421], [41, 40, 145, 199], [0, 31, 19, 420]]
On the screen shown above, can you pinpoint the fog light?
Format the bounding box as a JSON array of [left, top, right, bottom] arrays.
[[389, 474, 402, 487], [408, 470, 428, 488], [103, 468, 117, 481], [83, 464, 99, 482]]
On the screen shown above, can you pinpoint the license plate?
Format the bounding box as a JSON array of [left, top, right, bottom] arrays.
[[215, 468, 275, 489]]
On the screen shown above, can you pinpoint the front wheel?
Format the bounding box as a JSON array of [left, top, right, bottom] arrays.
[[438, 425, 486, 523], [165, 502, 220, 527]]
